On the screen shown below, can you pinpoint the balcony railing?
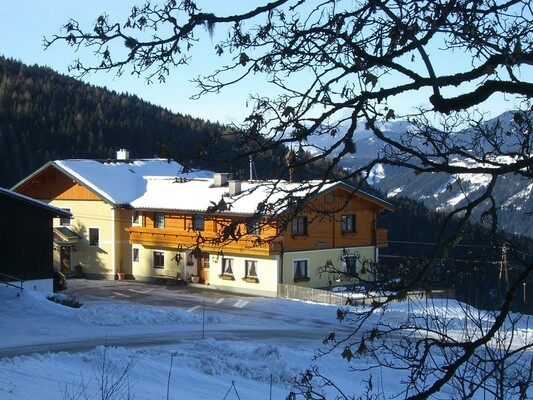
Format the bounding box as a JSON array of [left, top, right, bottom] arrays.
[[126, 226, 283, 256], [0, 273, 24, 292]]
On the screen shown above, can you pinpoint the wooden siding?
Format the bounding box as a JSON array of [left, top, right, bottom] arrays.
[[15, 166, 100, 201], [0, 194, 56, 280], [281, 187, 385, 252]]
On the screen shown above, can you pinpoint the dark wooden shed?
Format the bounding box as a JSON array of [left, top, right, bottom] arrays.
[[0, 187, 71, 284]]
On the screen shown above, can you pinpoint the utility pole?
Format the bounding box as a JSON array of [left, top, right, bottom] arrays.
[[499, 243, 509, 293]]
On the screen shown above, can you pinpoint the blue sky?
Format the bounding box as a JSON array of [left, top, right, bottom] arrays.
[[1, 0, 530, 125], [0, 0, 255, 124]]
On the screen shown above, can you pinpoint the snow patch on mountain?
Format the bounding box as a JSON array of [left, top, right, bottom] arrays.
[[387, 187, 403, 198], [367, 163, 386, 184], [503, 183, 533, 210]]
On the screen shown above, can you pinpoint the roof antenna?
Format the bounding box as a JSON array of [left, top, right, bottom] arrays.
[[284, 147, 295, 183]]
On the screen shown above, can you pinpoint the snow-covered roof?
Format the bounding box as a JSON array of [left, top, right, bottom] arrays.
[[53, 159, 211, 206], [131, 177, 332, 215], [131, 177, 394, 215]]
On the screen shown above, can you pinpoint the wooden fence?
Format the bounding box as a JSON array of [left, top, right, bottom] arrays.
[[277, 284, 453, 306]]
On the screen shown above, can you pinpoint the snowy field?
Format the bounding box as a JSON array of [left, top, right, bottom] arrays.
[[0, 279, 531, 399]]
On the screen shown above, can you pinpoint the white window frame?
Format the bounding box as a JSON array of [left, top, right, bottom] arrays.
[[132, 247, 140, 263], [153, 251, 165, 269], [60, 208, 71, 226], [221, 257, 234, 276], [245, 260, 258, 278], [88, 227, 99, 246], [293, 259, 310, 281], [341, 214, 356, 233], [343, 255, 359, 275]]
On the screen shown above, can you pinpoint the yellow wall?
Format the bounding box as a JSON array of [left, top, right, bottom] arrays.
[[208, 253, 279, 297], [115, 208, 134, 277], [130, 243, 280, 296], [50, 199, 133, 278], [132, 246, 185, 281], [282, 246, 376, 288]]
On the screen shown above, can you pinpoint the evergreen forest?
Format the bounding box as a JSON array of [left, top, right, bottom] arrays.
[[0, 56, 299, 188]]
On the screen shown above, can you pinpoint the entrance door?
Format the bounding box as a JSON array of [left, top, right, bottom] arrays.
[[200, 252, 210, 284], [59, 246, 71, 274]]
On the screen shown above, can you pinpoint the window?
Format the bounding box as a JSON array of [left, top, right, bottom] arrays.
[[245, 260, 257, 278], [60, 208, 71, 226], [154, 212, 165, 228], [153, 251, 164, 269], [202, 253, 210, 269], [88, 228, 99, 246], [132, 210, 141, 225], [291, 216, 308, 236], [341, 214, 356, 233], [293, 260, 309, 281], [246, 220, 260, 235], [193, 214, 205, 231], [343, 255, 359, 275], [132, 248, 139, 263], [221, 258, 234, 276]]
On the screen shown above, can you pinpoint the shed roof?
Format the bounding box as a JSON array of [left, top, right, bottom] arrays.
[[0, 187, 72, 218]]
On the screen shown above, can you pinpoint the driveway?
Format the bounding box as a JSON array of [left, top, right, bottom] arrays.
[[63, 278, 255, 309]]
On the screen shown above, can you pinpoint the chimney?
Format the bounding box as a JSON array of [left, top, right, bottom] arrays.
[[228, 180, 242, 196], [214, 172, 231, 187], [116, 149, 130, 161]]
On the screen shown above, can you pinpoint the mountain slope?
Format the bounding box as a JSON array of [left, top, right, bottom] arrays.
[[305, 115, 533, 237]]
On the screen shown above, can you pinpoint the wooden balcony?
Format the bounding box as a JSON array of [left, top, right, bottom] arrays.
[[126, 226, 283, 257], [376, 228, 388, 248]]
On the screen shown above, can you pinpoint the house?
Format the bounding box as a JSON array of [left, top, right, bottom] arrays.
[[11, 150, 208, 280], [127, 173, 394, 296], [12, 151, 394, 297], [0, 187, 71, 292]]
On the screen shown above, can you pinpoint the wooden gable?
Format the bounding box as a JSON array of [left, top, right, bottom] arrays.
[[281, 186, 391, 252], [15, 165, 100, 201], [308, 186, 390, 213]]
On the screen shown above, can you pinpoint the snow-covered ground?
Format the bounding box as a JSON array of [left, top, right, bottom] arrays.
[[0, 280, 531, 399]]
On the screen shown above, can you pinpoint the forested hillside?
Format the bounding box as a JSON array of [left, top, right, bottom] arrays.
[[0, 56, 294, 188]]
